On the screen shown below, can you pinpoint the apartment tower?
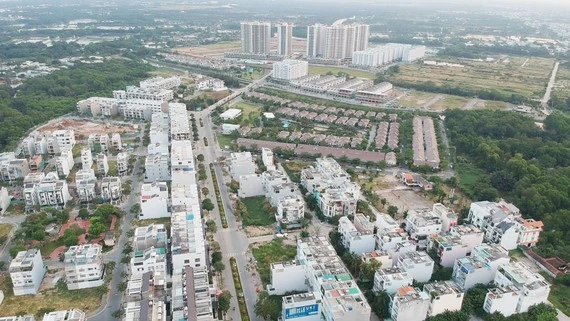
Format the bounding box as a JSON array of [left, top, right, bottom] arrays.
[[277, 23, 293, 56], [241, 21, 271, 54]]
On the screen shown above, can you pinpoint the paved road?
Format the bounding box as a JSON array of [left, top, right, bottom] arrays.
[[540, 61, 559, 114], [86, 126, 146, 321], [0, 215, 26, 264]]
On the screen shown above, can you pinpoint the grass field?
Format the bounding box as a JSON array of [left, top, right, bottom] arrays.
[[393, 56, 555, 99], [308, 65, 375, 79], [234, 101, 262, 126], [198, 41, 240, 50], [0, 223, 12, 239], [552, 62, 570, 101], [456, 162, 488, 198], [0, 276, 105, 317], [251, 239, 297, 285], [281, 161, 311, 183], [217, 134, 235, 150], [241, 196, 275, 226], [549, 283, 570, 316]]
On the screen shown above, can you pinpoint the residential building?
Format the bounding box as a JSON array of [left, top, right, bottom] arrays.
[[150, 113, 170, 146], [19, 136, 36, 157], [96, 153, 109, 176], [80, 148, 92, 170], [373, 267, 414, 294], [389, 286, 430, 321], [23, 172, 43, 207], [52, 129, 76, 153], [9, 249, 46, 296], [221, 123, 240, 135], [449, 224, 484, 253], [281, 292, 321, 321], [397, 251, 434, 283], [338, 216, 375, 255], [267, 261, 307, 295], [170, 140, 196, 186], [352, 44, 425, 67], [432, 203, 458, 232], [355, 82, 393, 104], [27, 171, 71, 208], [145, 153, 170, 182], [307, 23, 369, 59], [171, 208, 206, 271], [55, 149, 74, 178], [131, 226, 168, 257], [277, 23, 293, 56], [272, 60, 309, 80], [453, 244, 510, 290], [229, 152, 256, 180], [169, 103, 190, 140], [267, 182, 298, 207], [361, 250, 393, 269], [171, 266, 216, 321], [140, 182, 169, 219], [0, 187, 10, 215], [402, 46, 426, 62], [76, 97, 120, 117], [412, 116, 440, 168], [41, 310, 85, 321], [195, 78, 226, 91], [124, 298, 167, 321], [240, 21, 271, 54], [261, 170, 288, 193], [405, 208, 443, 244], [111, 133, 122, 151], [100, 177, 122, 203], [33, 135, 48, 155], [75, 169, 97, 203], [423, 281, 464, 317], [376, 213, 400, 234], [483, 286, 521, 317], [130, 247, 167, 276], [117, 153, 128, 176], [219, 108, 242, 121], [0, 156, 30, 182], [276, 195, 305, 223], [140, 76, 181, 91], [237, 174, 264, 198], [64, 244, 105, 290], [261, 148, 276, 171], [428, 234, 470, 268], [88, 134, 110, 153], [0, 316, 35, 321]]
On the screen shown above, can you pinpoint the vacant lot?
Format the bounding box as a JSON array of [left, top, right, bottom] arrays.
[[233, 101, 262, 126], [553, 62, 570, 101], [281, 161, 311, 183], [308, 65, 375, 79], [392, 56, 555, 99], [251, 239, 297, 285], [242, 196, 275, 226], [0, 223, 12, 239]]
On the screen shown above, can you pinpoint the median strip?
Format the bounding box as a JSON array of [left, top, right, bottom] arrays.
[[230, 257, 250, 321], [210, 163, 228, 228]]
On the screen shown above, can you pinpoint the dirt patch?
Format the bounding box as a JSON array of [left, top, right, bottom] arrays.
[[174, 37, 306, 58], [39, 270, 65, 292], [376, 189, 433, 215], [38, 119, 136, 137], [245, 225, 274, 237]]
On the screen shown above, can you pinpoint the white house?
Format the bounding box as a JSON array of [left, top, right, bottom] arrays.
[[261, 148, 276, 171], [221, 123, 241, 135], [267, 261, 307, 295], [196, 77, 226, 91], [220, 108, 242, 121], [483, 286, 520, 317], [80, 148, 92, 170], [397, 251, 434, 283], [389, 286, 430, 321], [432, 203, 458, 232], [134, 224, 168, 251], [145, 154, 170, 182], [453, 244, 510, 290], [64, 244, 105, 290], [424, 281, 464, 317], [238, 174, 264, 198], [428, 235, 470, 268], [75, 169, 97, 203], [361, 250, 393, 269], [267, 183, 299, 208], [338, 216, 375, 255], [9, 249, 46, 295], [130, 247, 167, 276], [406, 208, 443, 245], [0, 187, 10, 215], [117, 153, 128, 176], [449, 225, 484, 254], [229, 152, 256, 180], [376, 213, 400, 234], [373, 268, 414, 294], [276, 195, 305, 223], [96, 153, 109, 176], [100, 177, 122, 203], [140, 182, 169, 219], [55, 149, 74, 179], [170, 209, 206, 271], [281, 293, 321, 321]]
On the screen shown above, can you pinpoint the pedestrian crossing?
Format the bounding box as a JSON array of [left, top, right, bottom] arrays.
[[223, 251, 247, 257]]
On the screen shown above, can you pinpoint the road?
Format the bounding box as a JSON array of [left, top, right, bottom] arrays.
[[437, 119, 455, 179], [541, 61, 559, 114], [86, 126, 146, 321], [0, 215, 27, 264]]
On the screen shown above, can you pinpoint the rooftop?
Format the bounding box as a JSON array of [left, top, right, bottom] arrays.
[[423, 281, 462, 297]]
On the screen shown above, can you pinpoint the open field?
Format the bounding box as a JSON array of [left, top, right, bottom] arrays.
[[0, 223, 12, 239], [174, 37, 306, 58], [550, 283, 570, 317], [552, 62, 570, 100], [392, 56, 555, 99], [241, 196, 275, 226], [251, 239, 297, 285], [217, 134, 235, 150], [233, 101, 262, 126], [308, 65, 375, 79], [39, 119, 136, 137], [281, 161, 311, 183], [0, 276, 105, 317]]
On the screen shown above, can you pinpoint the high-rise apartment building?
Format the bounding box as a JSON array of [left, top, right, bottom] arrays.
[[307, 23, 369, 59], [241, 22, 271, 54], [276, 23, 293, 56]]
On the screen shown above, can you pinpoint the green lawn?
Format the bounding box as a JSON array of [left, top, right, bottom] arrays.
[[252, 239, 297, 285], [456, 162, 487, 188], [308, 65, 375, 79], [241, 196, 276, 227], [217, 134, 235, 150], [549, 283, 570, 316], [281, 161, 311, 183]]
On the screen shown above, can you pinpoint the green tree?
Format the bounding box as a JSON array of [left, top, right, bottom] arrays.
[[212, 251, 223, 263], [78, 208, 90, 219], [202, 199, 215, 211], [9, 244, 27, 258], [201, 187, 209, 196], [197, 154, 205, 162], [300, 230, 310, 238], [254, 291, 282, 321], [218, 291, 232, 315], [213, 261, 225, 272], [387, 205, 398, 217]]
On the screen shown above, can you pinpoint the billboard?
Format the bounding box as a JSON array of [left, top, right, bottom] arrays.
[[285, 304, 319, 319]]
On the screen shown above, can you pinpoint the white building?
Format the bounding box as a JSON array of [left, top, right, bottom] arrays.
[[397, 251, 434, 283], [376, 213, 400, 234], [130, 247, 167, 276], [229, 152, 256, 180], [169, 103, 190, 140], [261, 148, 276, 171], [170, 208, 206, 271], [0, 187, 10, 215], [75, 169, 97, 203], [171, 266, 215, 321], [96, 153, 109, 176], [240, 21, 271, 54], [134, 224, 168, 252], [80, 148, 92, 170], [276, 195, 305, 223], [111, 133, 122, 151], [55, 149, 74, 178], [428, 234, 470, 268], [276, 23, 293, 56], [41, 309, 85, 321], [140, 76, 181, 91], [453, 244, 510, 290], [351, 44, 425, 67], [150, 113, 170, 146], [76, 97, 120, 117], [405, 208, 443, 245], [267, 182, 299, 207], [26, 172, 71, 208], [140, 182, 169, 219], [338, 216, 375, 255], [220, 108, 242, 121], [307, 23, 369, 59], [117, 153, 128, 176], [424, 281, 464, 317], [267, 261, 307, 295], [282, 292, 321, 321], [0, 155, 30, 182], [362, 250, 393, 269], [389, 286, 430, 321], [373, 268, 414, 294], [100, 177, 122, 203], [52, 129, 76, 152], [145, 154, 170, 182], [432, 203, 458, 233], [449, 224, 484, 253], [221, 123, 241, 135], [273, 60, 309, 80], [9, 249, 46, 296], [402, 46, 426, 63], [0, 316, 35, 321], [195, 77, 226, 91], [237, 174, 264, 198], [64, 244, 105, 290], [170, 140, 196, 185], [483, 286, 521, 317]]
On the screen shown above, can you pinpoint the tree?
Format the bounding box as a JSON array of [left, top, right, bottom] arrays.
[[213, 261, 225, 272], [430, 266, 453, 281], [202, 199, 215, 211], [197, 154, 205, 162], [206, 220, 217, 233], [9, 244, 26, 258], [360, 260, 381, 281], [387, 205, 398, 217], [254, 291, 282, 321], [380, 198, 387, 208], [300, 230, 310, 238], [89, 221, 106, 236], [218, 291, 232, 315], [212, 251, 223, 263], [201, 187, 209, 196], [78, 208, 89, 219]]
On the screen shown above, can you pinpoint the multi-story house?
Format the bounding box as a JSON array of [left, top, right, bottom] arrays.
[[80, 148, 92, 170], [453, 243, 510, 290], [111, 133, 122, 151], [96, 153, 109, 176], [116, 153, 128, 176], [41, 310, 85, 321], [338, 216, 375, 255], [34, 172, 71, 207], [9, 249, 46, 295], [428, 234, 470, 268], [373, 267, 414, 294], [64, 244, 105, 290], [145, 154, 170, 182], [134, 224, 168, 251], [229, 152, 256, 181], [405, 208, 443, 245], [100, 177, 122, 203], [140, 182, 169, 219], [75, 169, 97, 203], [130, 247, 167, 276], [423, 281, 464, 317], [397, 251, 434, 283], [276, 195, 305, 223], [389, 286, 430, 321]]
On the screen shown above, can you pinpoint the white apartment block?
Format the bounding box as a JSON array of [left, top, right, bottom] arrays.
[[238, 174, 264, 198], [9, 249, 46, 296], [276, 23, 293, 56], [376, 213, 400, 234], [261, 170, 288, 194], [267, 182, 298, 207], [307, 23, 369, 59], [113, 86, 173, 102], [171, 266, 215, 321], [170, 140, 196, 186], [75, 169, 97, 203], [272, 60, 309, 80], [453, 243, 510, 290], [428, 234, 470, 268], [449, 224, 484, 253], [111, 133, 122, 151], [169, 103, 190, 140], [0, 156, 29, 182], [483, 286, 521, 317], [19, 136, 36, 157], [432, 203, 458, 232], [338, 216, 375, 255], [80, 148, 92, 170], [145, 154, 170, 182], [389, 286, 430, 321], [41, 310, 85, 321], [261, 148, 276, 171], [33, 136, 48, 155], [0, 186, 10, 215], [130, 247, 167, 276], [134, 224, 168, 252], [195, 78, 226, 91], [171, 208, 206, 271], [76, 97, 120, 117], [402, 46, 426, 62], [468, 201, 543, 250], [282, 292, 321, 321], [267, 261, 307, 295], [117, 152, 128, 176], [229, 152, 256, 181], [100, 177, 122, 203], [424, 281, 464, 317], [52, 129, 76, 152], [0, 316, 35, 321], [140, 76, 181, 91], [240, 21, 271, 54], [373, 267, 414, 294], [276, 195, 305, 223], [88, 134, 110, 153], [397, 251, 434, 283], [64, 244, 105, 290], [25, 172, 71, 208], [23, 172, 44, 207], [140, 182, 169, 219], [150, 113, 170, 146], [352, 44, 425, 67], [55, 149, 74, 178], [96, 153, 109, 176], [362, 250, 393, 269], [405, 208, 443, 244]]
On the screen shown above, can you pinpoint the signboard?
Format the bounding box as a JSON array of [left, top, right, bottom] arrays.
[[285, 304, 319, 319]]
